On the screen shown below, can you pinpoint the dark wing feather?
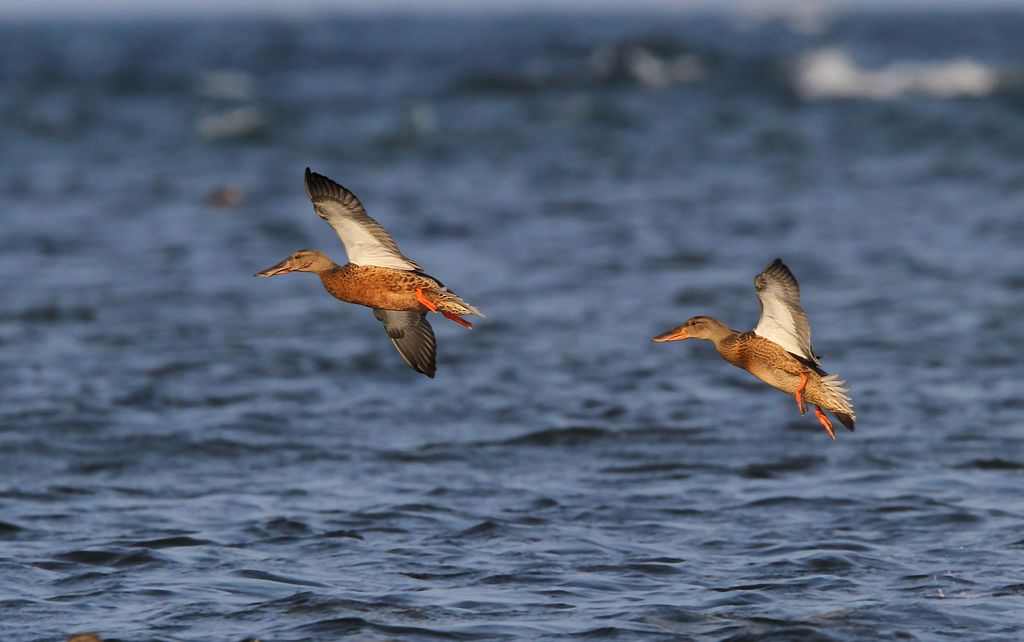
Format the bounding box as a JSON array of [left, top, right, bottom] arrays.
[[372, 309, 437, 378], [305, 168, 422, 271]]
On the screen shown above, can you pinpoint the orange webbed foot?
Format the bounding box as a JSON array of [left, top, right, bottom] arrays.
[[443, 312, 473, 330], [415, 287, 438, 313], [814, 405, 836, 440], [795, 371, 809, 415]]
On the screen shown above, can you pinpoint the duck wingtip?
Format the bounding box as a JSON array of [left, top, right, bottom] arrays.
[[834, 411, 856, 432]]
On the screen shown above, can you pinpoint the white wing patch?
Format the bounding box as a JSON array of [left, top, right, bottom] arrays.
[[753, 258, 818, 364], [306, 168, 422, 271]]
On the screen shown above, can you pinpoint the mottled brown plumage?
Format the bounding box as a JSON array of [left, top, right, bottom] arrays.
[[313, 260, 480, 315], [718, 330, 855, 430], [652, 259, 856, 440]]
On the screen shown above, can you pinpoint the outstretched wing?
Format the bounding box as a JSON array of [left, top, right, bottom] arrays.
[[753, 258, 819, 364], [373, 309, 437, 378], [305, 168, 422, 271]]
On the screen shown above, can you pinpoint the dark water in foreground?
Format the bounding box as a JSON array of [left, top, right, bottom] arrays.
[[2, 9, 1024, 641]]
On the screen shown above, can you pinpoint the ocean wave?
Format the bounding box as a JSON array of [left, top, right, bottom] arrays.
[[589, 38, 706, 88], [454, 36, 709, 94], [792, 47, 1001, 100]]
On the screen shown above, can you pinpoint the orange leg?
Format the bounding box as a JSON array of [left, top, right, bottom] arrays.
[[415, 287, 438, 313], [443, 312, 473, 330], [795, 372, 809, 415], [814, 405, 836, 440]]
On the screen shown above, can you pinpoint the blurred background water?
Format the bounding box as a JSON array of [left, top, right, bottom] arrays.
[[1, 5, 1024, 641]]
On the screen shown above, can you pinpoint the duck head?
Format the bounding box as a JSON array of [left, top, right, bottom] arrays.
[[255, 249, 335, 277], [652, 316, 731, 343]]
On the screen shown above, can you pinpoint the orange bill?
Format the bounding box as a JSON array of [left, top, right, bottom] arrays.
[[254, 259, 293, 277], [651, 327, 689, 342]]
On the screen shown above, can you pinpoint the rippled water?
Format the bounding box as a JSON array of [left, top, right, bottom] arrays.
[[2, 9, 1024, 641]]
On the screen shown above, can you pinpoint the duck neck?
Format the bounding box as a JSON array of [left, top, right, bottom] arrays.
[[308, 258, 341, 277], [703, 320, 737, 348]]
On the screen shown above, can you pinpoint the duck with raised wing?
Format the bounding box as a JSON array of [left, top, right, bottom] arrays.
[[256, 168, 483, 378], [652, 258, 855, 440]]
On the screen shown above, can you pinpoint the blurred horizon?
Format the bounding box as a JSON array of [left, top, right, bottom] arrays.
[[3, 0, 1024, 19]]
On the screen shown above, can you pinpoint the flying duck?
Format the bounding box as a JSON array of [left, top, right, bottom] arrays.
[[256, 168, 483, 378], [652, 259, 855, 439]]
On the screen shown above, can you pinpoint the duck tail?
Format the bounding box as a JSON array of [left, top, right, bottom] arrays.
[[820, 374, 856, 432], [436, 289, 485, 318]]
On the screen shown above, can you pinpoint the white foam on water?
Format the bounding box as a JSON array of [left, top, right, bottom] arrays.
[[793, 47, 1000, 100], [196, 106, 265, 141]]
